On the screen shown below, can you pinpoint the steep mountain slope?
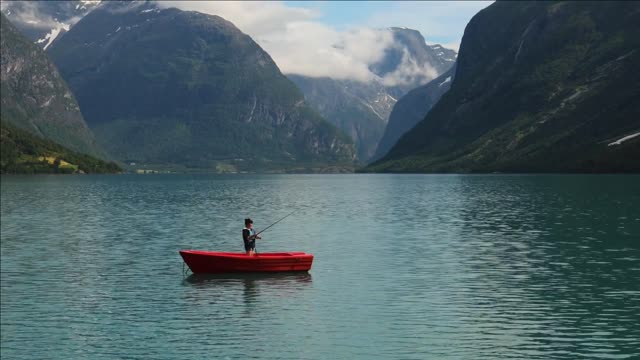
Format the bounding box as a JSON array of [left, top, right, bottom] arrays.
[[289, 28, 456, 161], [1, 0, 101, 50], [48, 2, 355, 170], [368, 1, 640, 173], [371, 65, 456, 163], [1, 13, 103, 158]]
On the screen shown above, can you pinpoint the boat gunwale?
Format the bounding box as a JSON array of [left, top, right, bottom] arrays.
[[180, 250, 313, 259]]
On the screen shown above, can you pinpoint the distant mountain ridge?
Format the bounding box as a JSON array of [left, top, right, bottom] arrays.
[[0, 13, 104, 158], [48, 2, 355, 170], [290, 27, 456, 161], [368, 1, 640, 173]]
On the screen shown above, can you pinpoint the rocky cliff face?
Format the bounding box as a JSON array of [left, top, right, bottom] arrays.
[[48, 2, 355, 170], [1, 13, 103, 158], [288, 75, 395, 161], [368, 1, 640, 173]]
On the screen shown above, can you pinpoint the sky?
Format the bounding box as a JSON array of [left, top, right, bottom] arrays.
[[283, 1, 493, 51]]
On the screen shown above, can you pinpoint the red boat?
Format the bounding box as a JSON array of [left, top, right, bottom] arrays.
[[179, 250, 314, 274]]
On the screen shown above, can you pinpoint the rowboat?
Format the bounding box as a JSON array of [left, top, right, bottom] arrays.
[[179, 250, 314, 273]]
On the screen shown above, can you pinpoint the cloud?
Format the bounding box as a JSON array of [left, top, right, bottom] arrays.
[[2, 1, 65, 30], [156, 1, 399, 82], [264, 23, 394, 82], [379, 48, 438, 87], [158, 1, 318, 37], [2, 1, 104, 32]]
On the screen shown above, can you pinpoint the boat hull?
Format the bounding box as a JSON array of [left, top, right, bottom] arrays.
[[180, 250, 314, 274]]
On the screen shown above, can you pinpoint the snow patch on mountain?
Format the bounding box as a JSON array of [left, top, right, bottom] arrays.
[[608, 132, 640, 146], [439, 76, 452, 87], [36, 23, 70, 50]]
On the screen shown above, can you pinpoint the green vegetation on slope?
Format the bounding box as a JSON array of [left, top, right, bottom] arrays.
[[367, 1, 640, 173], [1, 122, 121, 174]]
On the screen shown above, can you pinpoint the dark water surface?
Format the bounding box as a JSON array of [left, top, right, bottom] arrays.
[[1, 174, 639, 359]]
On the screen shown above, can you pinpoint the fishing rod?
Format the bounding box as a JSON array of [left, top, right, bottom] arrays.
[[255, 209, 297, 236]]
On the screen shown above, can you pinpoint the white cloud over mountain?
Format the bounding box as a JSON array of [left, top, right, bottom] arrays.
[[2, 1, 74, 30], [379, 48, 439, 87]]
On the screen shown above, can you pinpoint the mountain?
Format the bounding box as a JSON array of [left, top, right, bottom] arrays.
[[427, 44, 457, 66], [289, 28, 456, 161], [367, 1, 640, 173], [1, 1, 101, 50], [371, 65, 456, 163], [1, 13, 104, 158], [1, 121, 120, 174], [288, 75, 394, 161], [371, 28, 456, 98], [48, 2, 355, 171]]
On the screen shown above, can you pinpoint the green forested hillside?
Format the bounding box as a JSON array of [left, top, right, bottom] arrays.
[[48, 3, 355, 171], [367, 1, 640, 173], [1, 122, 121, 174]]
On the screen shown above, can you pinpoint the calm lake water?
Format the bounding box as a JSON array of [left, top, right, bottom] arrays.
[[1, 174, 639, 359]]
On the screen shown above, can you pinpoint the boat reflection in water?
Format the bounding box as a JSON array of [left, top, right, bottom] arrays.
[[184, 272, 313, 285], [182, 272, 313, 309]]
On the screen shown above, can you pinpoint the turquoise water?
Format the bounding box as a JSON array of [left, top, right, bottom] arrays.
[[1, 174, 639, 359]]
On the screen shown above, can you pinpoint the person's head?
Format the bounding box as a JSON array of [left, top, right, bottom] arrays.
[[244, 218, 253, 228]]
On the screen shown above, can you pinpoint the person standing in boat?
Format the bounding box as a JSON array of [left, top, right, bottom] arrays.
[[242, 218, 261, 256]]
